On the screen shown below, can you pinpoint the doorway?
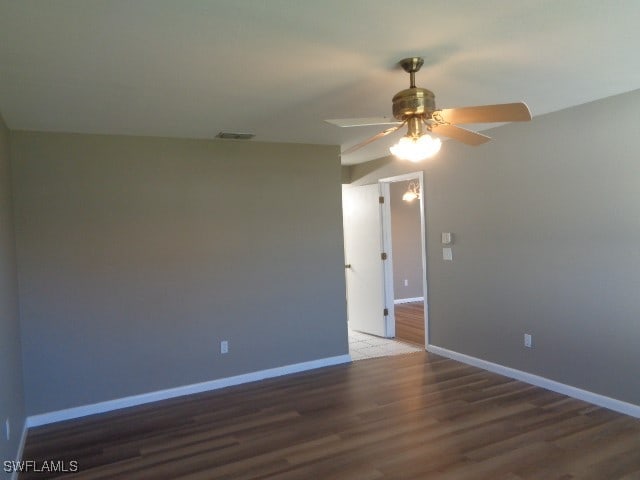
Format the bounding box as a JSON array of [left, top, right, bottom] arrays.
[[380, 172, 428, 347], [342, 172, 428, 349]]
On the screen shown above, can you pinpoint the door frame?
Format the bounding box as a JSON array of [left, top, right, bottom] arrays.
[[379, 171, 429, 347]]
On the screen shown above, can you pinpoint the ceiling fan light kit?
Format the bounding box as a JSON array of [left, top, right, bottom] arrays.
[[331, 56, 532, 161], [390, 132, 441, 162]]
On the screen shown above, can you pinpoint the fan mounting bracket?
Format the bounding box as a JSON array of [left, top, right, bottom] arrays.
[[398, 57, 424, 74]]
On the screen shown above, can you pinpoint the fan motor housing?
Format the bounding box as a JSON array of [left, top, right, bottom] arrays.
[[392, 87, 436, 120]]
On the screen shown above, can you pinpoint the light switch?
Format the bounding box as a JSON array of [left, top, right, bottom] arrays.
[[441, 232, 452, 245], [443, 247, 453, 261]]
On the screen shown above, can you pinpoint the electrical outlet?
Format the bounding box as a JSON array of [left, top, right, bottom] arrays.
[[220, 340, 229, 354], [4, 418, 9, 441], [524, 333, 532, 348], [404, 279, 409, 287]]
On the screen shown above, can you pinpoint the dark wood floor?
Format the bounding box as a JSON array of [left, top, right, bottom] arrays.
[[21, 352, 640, 479], [395, 301, 424, 346]]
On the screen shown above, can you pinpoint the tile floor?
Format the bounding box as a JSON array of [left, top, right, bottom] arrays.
[[348, 328, 423, 361]]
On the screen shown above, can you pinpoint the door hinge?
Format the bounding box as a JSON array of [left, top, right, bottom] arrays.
[[379, 196, 385, 204], [381, 252, 388, 260], [383, 308, 389, 316]]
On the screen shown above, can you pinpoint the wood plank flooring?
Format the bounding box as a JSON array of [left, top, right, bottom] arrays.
[[395, 301, 424, 346], [20, 352, 640, 479]]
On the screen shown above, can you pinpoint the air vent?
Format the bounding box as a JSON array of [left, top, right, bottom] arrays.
[[216, 132, 255, 140]]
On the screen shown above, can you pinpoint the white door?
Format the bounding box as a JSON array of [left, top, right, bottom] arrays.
[[343, 184, 391, 337]]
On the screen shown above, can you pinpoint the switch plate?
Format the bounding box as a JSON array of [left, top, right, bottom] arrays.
[[441, 232, 452, 245], [524, 333, 532, 348], [443, 247, 453, 261], [220, 340, 229, 354], [404, 279, 409, 287]]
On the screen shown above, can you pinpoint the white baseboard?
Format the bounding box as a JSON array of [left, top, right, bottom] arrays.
[[394, 296, 424, 305], [26, 354, 352, 428], [11, 419, 29, 480], [427, 344, 640, 419]]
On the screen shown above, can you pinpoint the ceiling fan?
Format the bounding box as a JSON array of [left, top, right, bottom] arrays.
[[326, 57, 532, 161]]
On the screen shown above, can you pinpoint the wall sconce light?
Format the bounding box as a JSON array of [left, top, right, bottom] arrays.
[[402, 181, 421, 203]]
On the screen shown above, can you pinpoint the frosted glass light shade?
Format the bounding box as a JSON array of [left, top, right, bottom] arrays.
[[390, 134, 441, 162]]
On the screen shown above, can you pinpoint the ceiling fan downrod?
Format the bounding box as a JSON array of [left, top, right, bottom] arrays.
[[399, 57, 424, 88]]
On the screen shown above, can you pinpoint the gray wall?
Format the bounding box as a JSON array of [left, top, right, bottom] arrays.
[[390, 181, 422, 300], [0, 115, 25, 475], [350, 89, 640, 405], [11, 132, 348, 415]]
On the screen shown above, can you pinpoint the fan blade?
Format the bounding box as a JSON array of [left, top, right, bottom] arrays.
[[433, 102, 532, 125], [326, 117, 401, 128], [431, 124, 491, 146], [341, 122, 406, 155]]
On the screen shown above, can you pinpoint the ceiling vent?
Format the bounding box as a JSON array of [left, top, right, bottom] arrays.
[[216, 132, 255, 140]]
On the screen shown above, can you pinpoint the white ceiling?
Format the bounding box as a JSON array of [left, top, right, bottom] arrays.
[[1, 0, 638, 164]]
